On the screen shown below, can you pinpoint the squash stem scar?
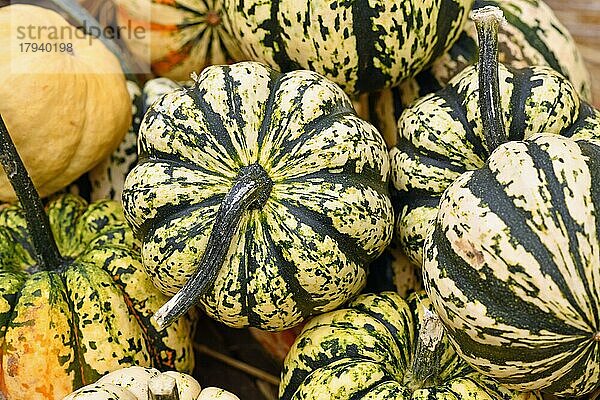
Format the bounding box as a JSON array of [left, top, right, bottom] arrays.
[[153, 163, 273, 330], [472, 6, 507, 154], [404, 305, 445, 390], [0, 114, 63, 270], [594, 332, 600, 342]]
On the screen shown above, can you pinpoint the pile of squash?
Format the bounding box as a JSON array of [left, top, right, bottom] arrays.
[[0, 0, 597, 399]]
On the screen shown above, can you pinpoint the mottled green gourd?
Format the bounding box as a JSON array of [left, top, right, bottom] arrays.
[[371, 0, 592, 148], [122, 61, 393, 331], [222, 0, 473, 95], [280, 291, 541, 400], [0, 116, 194, 400], [389, 7, 600, 267], [422, 7, 600, 397]]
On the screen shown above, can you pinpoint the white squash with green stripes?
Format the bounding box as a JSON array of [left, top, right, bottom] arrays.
[[222, 0, 473, 95], [421, 8, 600, 397], [122, 61, 394, 331]]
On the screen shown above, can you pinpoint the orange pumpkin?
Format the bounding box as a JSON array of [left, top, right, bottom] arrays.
[[114, 0, 245, 81]]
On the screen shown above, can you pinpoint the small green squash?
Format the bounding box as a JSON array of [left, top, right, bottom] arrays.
[[222, 0, 474, 95], [371, 0, 592, 147], [0, 115, 194, 400], [390, 6, 600, 266], [62, 366, 240, 400], [280, 291, 541, 399], [422, 7, 600, 397], [122, 61, 393, 331]]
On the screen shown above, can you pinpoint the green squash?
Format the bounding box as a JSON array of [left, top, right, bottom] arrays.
[[371, 0, 592, 148], [389, 5, 600, 267], [222, 0, 473, 95], [0, 116, 194, 400], [422, 7, 600, 397], [122, 61, 393, 331], [280, 291, 541, 399]]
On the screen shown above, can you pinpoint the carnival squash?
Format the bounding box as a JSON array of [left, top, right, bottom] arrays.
[[280, 291, 541, 400], [0, 115, 194, 400], [122, 61, 393, 331], [372, 0, 592, 147], [115, 0, 245, 81], [62, 366, 240, 400], [390, 6, 600, 266], [222, 0, 474, 95], [0, 4, 131, 201], [422, 7, 600, 397]]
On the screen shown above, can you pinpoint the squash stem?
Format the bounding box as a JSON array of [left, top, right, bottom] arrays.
[[404, 307, 445, 390], [148, 374, 180, 400], [0, 115, 62, 270], [472, 6, 507, 153], [153, 163, 273, 330]]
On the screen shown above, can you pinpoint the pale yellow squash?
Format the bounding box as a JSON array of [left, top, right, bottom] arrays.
[[0, 4, 131, 201]]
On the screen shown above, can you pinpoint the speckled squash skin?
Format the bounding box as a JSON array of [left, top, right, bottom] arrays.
[[115, 0, 245, 81], [280, 291, 541, 400], [390, 64, 600, 267], [0, 195, 194, 400], [371, 0, 592, 147], [423, 134, 600, 397], [222, 0, 473, 95], [122, 61, 393, 330]]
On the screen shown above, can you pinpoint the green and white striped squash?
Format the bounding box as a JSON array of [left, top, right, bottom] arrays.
[[371, 0, 592, 148], [222, 0, 473, 95], [0, 115, 194, 400], [419, 8, 600, 397], [390, 7, 600, 267], [424, 132, 600, 397], [122, 61, 393, 331], [62, 366, 240, 400], [280, 291, 541, 400], [114, 0, 245, 81]]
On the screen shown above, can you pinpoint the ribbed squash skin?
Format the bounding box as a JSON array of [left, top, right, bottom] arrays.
[[371, 0, 592, 147], [122, 61, 393, 330], [0, 195, 194, 400], [115, 0, 245, 81], [424, 134, 600, 396], [390, 64, 600, 266], [280, 291, 541, 400], [222, 0, 473, 95]]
